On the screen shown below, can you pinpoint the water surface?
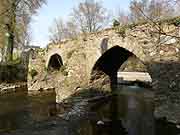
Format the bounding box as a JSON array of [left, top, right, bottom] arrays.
[[0, 86, 179, 135]]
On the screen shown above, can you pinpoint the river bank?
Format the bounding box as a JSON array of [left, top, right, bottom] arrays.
[[0, 82, 27, 95]]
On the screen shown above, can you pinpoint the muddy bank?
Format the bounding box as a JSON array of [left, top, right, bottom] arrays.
[[0, 82, 27, 95]]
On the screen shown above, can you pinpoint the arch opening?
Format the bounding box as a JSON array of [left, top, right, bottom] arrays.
[[48, 54, 63, 71], [91, 46, 151, 87], [92, 46, 134, 76]]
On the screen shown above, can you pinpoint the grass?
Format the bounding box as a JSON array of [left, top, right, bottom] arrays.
[[29, 69, 38, 79]]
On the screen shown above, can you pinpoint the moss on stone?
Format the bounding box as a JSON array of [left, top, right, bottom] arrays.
[[67, 49, 76, 59], [60, 65, 68, 76], [29, 69, 38, 79]]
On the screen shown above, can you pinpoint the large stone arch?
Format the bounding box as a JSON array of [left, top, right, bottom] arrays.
[[92, 46, 133, 75], [90, 46, 151, 85]]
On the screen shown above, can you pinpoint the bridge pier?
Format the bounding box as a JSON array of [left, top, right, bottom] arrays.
[[110, 72, 118, 90]]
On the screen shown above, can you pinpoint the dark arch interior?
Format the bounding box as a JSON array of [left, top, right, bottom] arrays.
[[91, 46, 138, 85], [48, 54, 63, 70], [92, 46, 134, 76]]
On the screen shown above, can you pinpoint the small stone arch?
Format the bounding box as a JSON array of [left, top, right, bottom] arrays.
[[47, 53, 63, 71]]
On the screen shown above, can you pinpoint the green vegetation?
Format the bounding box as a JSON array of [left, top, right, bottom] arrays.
[[29, 69, 38, 79], [113, 19, 120, 27], [12, 52, 21, 63], [116, 26, 126, 38], [5, 54, 21, 65], [5, 59, 21, 66], [60, 65, 68, 76], [163, 16, 180, 26]]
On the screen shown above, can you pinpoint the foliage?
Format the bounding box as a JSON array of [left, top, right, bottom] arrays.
[[29, 68, 38, 79], [60, 65, 68, 76], [115, 26, 127, 38], [12, 51, 20, 60], [0, 0, 46, 62], [164, 17, 180, 26], [174, 18, 180, 26], [113, 19, 120, 27], [6, 59, 21, 66]]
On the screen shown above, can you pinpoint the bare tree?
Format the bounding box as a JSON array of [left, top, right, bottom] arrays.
[[0, 0, 46, 62], [48, 0, 110, 43], [129, 0, 177, 22], [66, 19, 79, 39], [49, 17, 79, 44], [16, 0, 46, 47], [116, 9, 130, 25], [129, 0, 148, 22], [128, 0, 180, 56], [71, 0, 109, 33], [148, 0, 174, 20], [49, 18, 66, 44]]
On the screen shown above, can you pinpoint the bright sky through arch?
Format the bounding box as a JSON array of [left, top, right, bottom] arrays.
[[30, 0, 131, 48]]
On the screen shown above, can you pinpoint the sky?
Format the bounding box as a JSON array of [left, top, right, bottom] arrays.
[[30, 0, 131, 47]]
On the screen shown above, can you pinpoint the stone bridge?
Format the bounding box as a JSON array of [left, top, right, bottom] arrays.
[[46, 29, 147, 80], [45, 26, 179, 81], [29, 21, 180, 104]]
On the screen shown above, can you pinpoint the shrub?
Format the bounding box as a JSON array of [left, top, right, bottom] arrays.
[[116, 26, 126, 38], [174, 18, 180, 26], [29, 69, 38, 79], [60, 65, 68, 76], [113, 19, 120, 27]]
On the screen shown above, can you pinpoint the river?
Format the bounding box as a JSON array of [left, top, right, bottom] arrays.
[[0, 85, 179, 135]]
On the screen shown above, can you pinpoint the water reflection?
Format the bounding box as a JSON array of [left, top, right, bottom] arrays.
[[76, 86, 155, 135], [79, 85, 180, 135], [0, 86, 180, 135], [0, 92, 56, 133], [115, 86, 155, 135]]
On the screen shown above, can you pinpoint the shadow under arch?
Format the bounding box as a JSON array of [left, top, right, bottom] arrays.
[[91, 46, 149, 87], [47, 53, 63, 71]]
